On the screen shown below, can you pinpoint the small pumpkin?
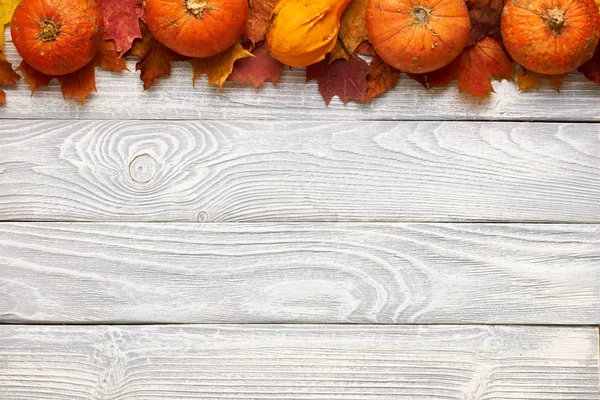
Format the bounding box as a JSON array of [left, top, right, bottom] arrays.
[[366, 0, 470, 73], [144, 0, 248, 58], [10, 0, 103, 76], [266, 0, 353, 67], [501, 0, 600, 75]]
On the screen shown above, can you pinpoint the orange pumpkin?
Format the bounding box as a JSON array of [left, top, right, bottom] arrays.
[[266, 0, 353, 67], [144, 0, 248, 58], [10, 0, 103, 76], [501, 0, 600, 75], [366, 0, 470, 73]]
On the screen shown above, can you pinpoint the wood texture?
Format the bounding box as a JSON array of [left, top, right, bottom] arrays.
[[1, 222, 598, 324], [3, 31, 600, 121], [0, 325, 598, 399], [1, 120, 600, 222]]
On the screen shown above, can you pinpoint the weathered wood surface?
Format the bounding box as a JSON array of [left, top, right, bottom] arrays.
[[1, 120, 599, 222], [0, 325, 598, 400], [3, 31, 600, 121], [1, 222, 598, 324]]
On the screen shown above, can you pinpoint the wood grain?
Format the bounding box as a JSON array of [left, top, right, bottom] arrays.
[[3, 30, 600, 121], [1, 120, 600, 222], [0, 222, 598, 324], [0, 325, 598, 399]]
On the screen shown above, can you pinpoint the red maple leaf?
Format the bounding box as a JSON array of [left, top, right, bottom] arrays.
[[0, 59, 20, 105], [96, 0, 144, 55], [365, 55, 400, 101], [467, 0, 503, 45], [228, 44, 283, 88], [244, 0, 279, 44], [578, 45, 600, 84], [306, 54, 370, 105]]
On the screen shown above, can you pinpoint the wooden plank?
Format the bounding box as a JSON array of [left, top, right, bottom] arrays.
[[1, 121, 600, 222], [1, 222, 598, 324], [0, 325, 598, 399], [2, 31, 600, 121]]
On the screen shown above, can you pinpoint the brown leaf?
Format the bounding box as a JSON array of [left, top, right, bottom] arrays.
[[244, 0, 279, 45], [355, 41, 376, 56], [228, 43, 283, 88], [0, 59, 20, 105], [306, 54, 370, 105], [330, 0, 369, 62], [515, 65, 564, 91], [467, 0, 503, 46], [190, 42, 253, 90], [131, 24, 187, 90], [17, 61, 53, 94], [57, 61, 97, 104], [95, 40, 129, 72], [365, 56, 400, 101], [96, 0, 144, 54], [578, 45, 600, 84]]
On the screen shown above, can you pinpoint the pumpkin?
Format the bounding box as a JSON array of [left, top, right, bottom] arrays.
[[366, 0, 470, 73], [501, 0, 600, 75], [266, 0, 353, 67], [144, 0, 248, 58], [10, 0, 103, 76]]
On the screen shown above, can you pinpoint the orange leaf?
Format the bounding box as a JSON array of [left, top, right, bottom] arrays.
[[0, 59, 20, 105], [355, 41, 376, 56], [17, 61, 53, 94], [95, 40, 129, 72], [228, 43, 283, 88], [57, 61, 97, 104], [330, 0, 369, 62], [190, 42, 253, 91], [515, 65, 564, 91], [365, 56, 400, 101], [244, 0, 279, 45], [131, 24, 187, 90], [306, 54, 370, 105]]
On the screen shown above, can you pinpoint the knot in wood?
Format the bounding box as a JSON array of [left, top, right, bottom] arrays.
[[129, 154, 157, 183]]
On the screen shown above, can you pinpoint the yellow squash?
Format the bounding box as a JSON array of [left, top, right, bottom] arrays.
[[266, 0, 353, 67]]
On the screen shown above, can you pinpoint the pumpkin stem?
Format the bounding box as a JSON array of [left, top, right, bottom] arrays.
[[36, 19, 60, 42], [546, 8, 567, 35], [186, 0, 210, 18], [412, 6, 431, 25]]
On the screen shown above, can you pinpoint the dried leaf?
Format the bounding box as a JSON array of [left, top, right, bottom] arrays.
[[0, 0, 20, 60], [95, 40, 129, 72], [355, 41, 376, 56], [244, 0, 279, 45], [330, 0, 368, 62], [306, 54, 370, 105], [407, 73, 428, 89], [515, 65, 564, 91], [190, 42, 253, 90], [131, 24, 186, 90], [578, 45, 600, 84], [17, 61, 53, 94], [228, 43, 283, 88], [467, 0, 503, 45], [0, 59, 19, 104], [365, 55, 400, 101], [96, 0, 144, 54], [57, 61, 97, 104]]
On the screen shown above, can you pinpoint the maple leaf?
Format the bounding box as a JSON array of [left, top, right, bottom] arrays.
[[365, 55, 400, 101], [467, 0, 503, 46], [96, 0, 144, 55], [190, 42, 253, 90], [0, 0, 20, 60], [0, 59, 19, 105], [95, 40, 129, 72], [17, 61, 53, 94], [228, 43, 283, 88], [330, 0, 368, 62], [578, 45, 600, 84], [244, 0, 279, 45], [515, 65, 564, 91], [355, 41, 376, 56], [306, 54, 370, 105], [131, 24, 187, 90], [57, 61, 97, 104]]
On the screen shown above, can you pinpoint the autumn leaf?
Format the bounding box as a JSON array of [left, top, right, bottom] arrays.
[[578, 45, 600, 84], [96, 0, 144, 54], [467, 0, 503, 45], [407, 73, 428, 89], [228, 43, 283, 88], [330, 0, 368, 62], [190, 42, 253, 90], [131, 24, 187, 90], [17, 61, 52, 94], [0, 0, 20, 60], [306, 54, 370, 105], [515, 65, 564, 91], [355, 41, 376, 56], [95, 40, 129, 72], [0, 59, 19, 104], [365, 55, 400, 101], [57, 61, 97, 104], [244, 0, 279, 45]]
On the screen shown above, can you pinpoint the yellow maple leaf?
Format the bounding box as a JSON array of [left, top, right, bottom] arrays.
[[0, 0, 20, 61], [515, 65, 564, 92], [190, 42, 253, 91]]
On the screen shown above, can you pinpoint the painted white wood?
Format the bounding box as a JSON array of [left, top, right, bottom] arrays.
[[0, 325, 598, 399], [1, 222, 598, 324], [3, 30, 600, 121], [1, 120, 600, 222]]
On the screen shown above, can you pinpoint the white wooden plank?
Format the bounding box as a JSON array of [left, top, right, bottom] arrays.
[[0, 325, 598, 399], [3, 29, 600, 121], [1, 121, 599, 222], [0, 222, 598, 324]]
